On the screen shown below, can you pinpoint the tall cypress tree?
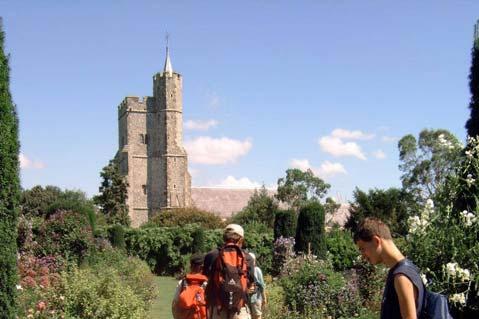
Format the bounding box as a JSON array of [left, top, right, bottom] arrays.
[[0, 18, 20, 318], [466, 21, 479, 138]]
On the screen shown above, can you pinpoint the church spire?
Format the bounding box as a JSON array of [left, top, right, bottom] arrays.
[[164, 33, 173, 75]]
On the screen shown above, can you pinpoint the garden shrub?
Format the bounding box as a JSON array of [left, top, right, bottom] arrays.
[[35, 210, 94, 263], [124, 224, 223, 274], [108, 224, 126, 249], [405, 196, 479, 317], [295, 201, 326, 258], [17, 250, 155, 319], [273, 209, 296, 240], [325, 226, 358, 271], [145, 207, 224, 229], [279, 257, 364, 318], [61, 266, 148, 318], [272, 236, 296, 277], [243, 222, 274, 274]]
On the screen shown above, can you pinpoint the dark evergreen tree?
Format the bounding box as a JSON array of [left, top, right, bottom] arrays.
[[273, 209, 296, 240], [466, 24, 479, 138], [0, 18, 20, 318], [93, 159, 130, 226], [294, 201, 326, 258]]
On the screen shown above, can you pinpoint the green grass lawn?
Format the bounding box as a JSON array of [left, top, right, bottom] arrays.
[[149, 276, 178, 319]]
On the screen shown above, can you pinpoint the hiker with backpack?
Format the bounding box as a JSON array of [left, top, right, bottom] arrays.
[[203, 224, 255, 319], [354, 217, 453, 319], [247, 253, 266, 319], [172, 254, 208, 319]]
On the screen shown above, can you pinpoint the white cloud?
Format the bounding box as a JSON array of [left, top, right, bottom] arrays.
[[317, 161, 347, 177], [184, 136, 252, 165], [290, 159, 312, 172], [290, 159, 347, 178], [381, 136, 397, 143], [331, 129, 375, 140], [215, 176, 262, 189], [318, 136, 367, 160], [185, 119, 218, 131], [19, 153, 46, 169], [372, 150, 387, 159]]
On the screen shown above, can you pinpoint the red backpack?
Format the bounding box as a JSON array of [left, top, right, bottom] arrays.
[[175, 273, 208, 319], [212, 244, 249, 315]]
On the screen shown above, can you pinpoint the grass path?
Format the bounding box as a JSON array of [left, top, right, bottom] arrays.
[[149, 276, 178, 319]]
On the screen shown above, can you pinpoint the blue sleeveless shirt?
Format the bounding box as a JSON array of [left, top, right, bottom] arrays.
[[381, 259, 425, 319]]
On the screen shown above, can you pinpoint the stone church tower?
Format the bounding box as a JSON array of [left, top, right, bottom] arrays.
[[116, 46, 191, 227]]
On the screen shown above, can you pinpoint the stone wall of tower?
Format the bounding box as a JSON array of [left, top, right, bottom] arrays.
[[148, 71, 191, 215], [117, 96, 151, 227]]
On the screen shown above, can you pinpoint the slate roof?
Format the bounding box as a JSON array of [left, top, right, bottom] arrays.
[[191, 187, 350, 226]]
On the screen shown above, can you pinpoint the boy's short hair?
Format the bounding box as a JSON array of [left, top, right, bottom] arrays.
[[223, 231, 243, 243], [353, 217, 392, 243], [190, 253, 204, 266]]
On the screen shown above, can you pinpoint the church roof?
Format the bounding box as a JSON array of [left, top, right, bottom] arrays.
[[191, 187, 350, 226]]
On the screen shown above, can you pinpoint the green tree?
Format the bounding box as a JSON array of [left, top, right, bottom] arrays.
[[345, 187, 416, 236], [294, 201, 326, 258], [230, 186, 278, 228], [398, 129, 462, 203], [94, 159, 130, 226], [276, 168, 330, 212], [273, 209, 297, 240], [0, 19, 20, 318], [20, 185, 62, 217], [466, 24, 479, 138]]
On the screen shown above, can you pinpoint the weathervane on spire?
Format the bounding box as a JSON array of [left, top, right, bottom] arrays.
[[164, 31, 173, 75]]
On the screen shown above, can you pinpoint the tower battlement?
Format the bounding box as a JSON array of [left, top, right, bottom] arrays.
[[118, 96, 150, 117]]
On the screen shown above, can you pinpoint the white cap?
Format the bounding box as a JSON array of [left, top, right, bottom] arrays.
[[249, 252, 256, 261], [224, 224, 244, 238]]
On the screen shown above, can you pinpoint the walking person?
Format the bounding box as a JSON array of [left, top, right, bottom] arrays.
[[247, 253, 266, 319], [203, 224, 255, 319], [354, 217, 424, 319], [172, 254, 208, 319]]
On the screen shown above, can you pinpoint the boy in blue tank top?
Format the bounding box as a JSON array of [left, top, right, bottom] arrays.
[[354, 218, 424, 319]]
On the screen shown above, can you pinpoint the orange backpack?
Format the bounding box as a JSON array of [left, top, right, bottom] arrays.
[[212, 244, 249, 315], [175, 273, 208, 319]]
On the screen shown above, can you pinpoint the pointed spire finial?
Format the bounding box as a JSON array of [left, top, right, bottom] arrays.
[[164, 32, 173, 75]]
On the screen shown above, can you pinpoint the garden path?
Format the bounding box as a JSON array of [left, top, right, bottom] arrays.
[[149, 276, 177, 319]]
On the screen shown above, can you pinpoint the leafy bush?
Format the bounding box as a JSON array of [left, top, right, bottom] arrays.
[[243, 222, 274, 274], [272, 236, 296, 277], [273, 209, 296, 240], [295, 201, 326, 258], [17, 250, 156, 319], [108, 224, 126, 249], [279, 257, 364, 318], [325, 226, 358, 271], [145, 207, 224, 229], [35, 210, 94, 263], [405, 198, 479, 316], [20, 186, 96, 227], [124, 224, 222, 275]]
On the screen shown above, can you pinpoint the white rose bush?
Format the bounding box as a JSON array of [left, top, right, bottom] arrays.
[[406, 137, 479, 316]]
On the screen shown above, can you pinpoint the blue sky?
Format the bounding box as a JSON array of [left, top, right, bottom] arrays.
[[2, 1, 478, 201]]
